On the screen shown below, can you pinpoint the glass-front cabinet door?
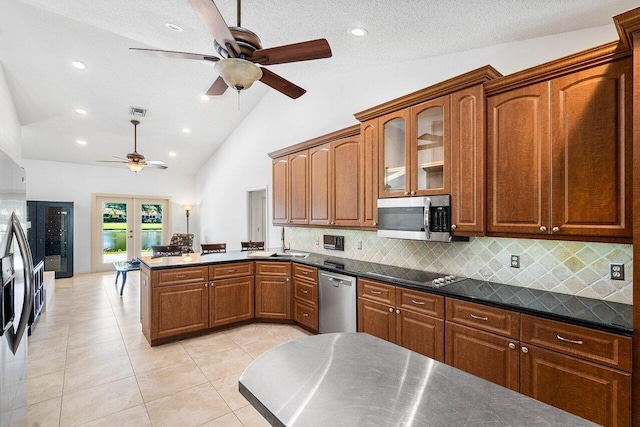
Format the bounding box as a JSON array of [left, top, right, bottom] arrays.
[[411, 95, 450, 195], [379, 110, 411, 198]]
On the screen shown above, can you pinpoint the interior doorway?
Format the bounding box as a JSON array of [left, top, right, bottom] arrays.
[[92, 194, 171, 272], [247, 187, 267, 245]]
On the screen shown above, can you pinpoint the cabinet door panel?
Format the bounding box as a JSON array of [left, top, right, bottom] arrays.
[[520, 345, 631, 427], [152, 282, 208, 340], [272, 157, 288, 225], [487, 82, 550, 235], [451, 86, 484, 235], [360, 120, 379, 228], [309, 144, 331, 225], [379, 110, 411, 198], [357, 297, 395, 343], [550, 59, 632, 238], [255, 276, 291, 319], [289, 151, 309, 224], [445, 322, 519, 391], [397, 309, 444, 361], [210, 277, 254, 328], [332, 138, 361, 226]]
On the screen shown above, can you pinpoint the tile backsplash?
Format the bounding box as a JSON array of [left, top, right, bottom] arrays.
[[285, 227, 633, 305]]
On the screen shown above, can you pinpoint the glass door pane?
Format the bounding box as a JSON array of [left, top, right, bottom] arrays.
[[383, 117, 407, 193], [101, 200, 131, 264], [139, 202, 165, 258], [416, 106, 445, 191]]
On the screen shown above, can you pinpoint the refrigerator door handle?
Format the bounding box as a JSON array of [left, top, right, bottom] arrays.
[[5, 212, 34, 355]]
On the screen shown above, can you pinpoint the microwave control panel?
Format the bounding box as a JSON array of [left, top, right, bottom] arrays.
[[429, 206, 450, 233]]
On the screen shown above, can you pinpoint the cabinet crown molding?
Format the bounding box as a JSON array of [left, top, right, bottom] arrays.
[[614, 6, 640, 50], [268, 124, 360, 159]]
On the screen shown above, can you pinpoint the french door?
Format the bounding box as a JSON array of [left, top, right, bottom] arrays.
[[93, 195, 170, 272]]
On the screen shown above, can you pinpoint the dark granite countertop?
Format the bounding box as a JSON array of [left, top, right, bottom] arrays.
[[139, 250, 633, 335]]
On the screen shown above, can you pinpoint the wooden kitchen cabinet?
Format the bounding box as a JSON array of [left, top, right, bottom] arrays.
[[255, 261, 291, 319], [357, 278, 444, 360], [209, 276, 254, 328], [360, 119, 379, 228], [151, 282, 209, 341], [292, 264, 318, 331], [309, 143, 331, 225], [272, 156, 288, 225], [450, 84, 485, 235], [487, 58, 632, 241], [289, 151, 309, 225]]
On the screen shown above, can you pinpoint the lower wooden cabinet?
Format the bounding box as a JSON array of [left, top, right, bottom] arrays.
[[255, 275, 291, 319], [293, 300, 318, 330], [445, 322, 519, 391], [151, 282, 209, 341], [520, 344, 631, 427], [209, 276, 254, 328], [357, 279, 444, 361]]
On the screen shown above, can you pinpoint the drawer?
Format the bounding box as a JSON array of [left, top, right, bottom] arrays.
[[446, 298, 519, 339], [155, 266, 208, 287], [397, 288, 444, 319], [209, 262, 254, 279], [255, 261, 291, 276], [292, 263, 318, 282], [294, 277, 317, 306], [521, 314, 632, 372], [294, 300, 318, 331], [358, 278, 395, 305]]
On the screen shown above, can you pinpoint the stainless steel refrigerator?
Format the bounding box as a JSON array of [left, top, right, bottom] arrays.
[[0, 150, 34, 426]]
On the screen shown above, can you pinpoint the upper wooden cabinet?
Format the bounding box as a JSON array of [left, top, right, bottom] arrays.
[[360, 119, 379, 228], [272, 151, 310, 225], [272, 157, 288, 225], [487, 58, 632, 241]]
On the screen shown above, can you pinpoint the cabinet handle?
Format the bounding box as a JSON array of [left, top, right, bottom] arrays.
[[372, 222, 377, 226], [451, 224, 457, 230], [302, 271, 309, 275], [521, 347, 529, 354], [301, 289, 309, 294], [327, 221, 331, 225], [396, 309, 400, 314], [470, 313, 488, 321], [388, 307, 394, 312], [228, 269, 236, 273], [556, 335, 583, 345], [552, 226, 560, 233], [411, 299, 425, 305], [404, 191, 409, 195], [370, 290, 382, 295], [205, 283, 208, 287], [539, 226, 547, 232], [508, 343, 516, 350], [302, 312, 309, 317], [175, 274, 187, 279]]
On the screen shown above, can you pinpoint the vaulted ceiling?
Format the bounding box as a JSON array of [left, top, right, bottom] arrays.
[[0, 0, 636, 174]]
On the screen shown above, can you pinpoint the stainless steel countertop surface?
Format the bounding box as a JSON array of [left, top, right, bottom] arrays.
[[239, 333, 597, 427]]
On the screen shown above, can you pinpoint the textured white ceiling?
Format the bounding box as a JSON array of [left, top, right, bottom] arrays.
[[0, 0, 637, 174]]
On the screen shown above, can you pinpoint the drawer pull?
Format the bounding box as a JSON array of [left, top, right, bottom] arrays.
[[470, 313, 488, 321], [302, 271, 309, 275], [301, 290, 309, 294], [411, 299, 425, 305], [370, 290, 382, 295], [556, 335, 583, 345], [302, 312, 309, 317], [228, 269, 236, 273], [175, 274, 187, 279]]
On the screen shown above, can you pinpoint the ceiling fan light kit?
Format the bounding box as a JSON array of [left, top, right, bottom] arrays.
[[214, 58, 262, 91]]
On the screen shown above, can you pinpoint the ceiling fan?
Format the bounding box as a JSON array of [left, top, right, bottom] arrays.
[[97, 120, 168, 173], [130, 0, 332, 99]]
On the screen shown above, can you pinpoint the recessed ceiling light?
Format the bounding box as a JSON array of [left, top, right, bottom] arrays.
[[74, 108, 87, 115], [199, 94, 209, 102], [165, 23, 183, 32], [182, 128, 191, 133], [72, 60, 86, 70], [350, 27, 368, 37], [168, 152, 177, 157], [76, 139, 87, 146]]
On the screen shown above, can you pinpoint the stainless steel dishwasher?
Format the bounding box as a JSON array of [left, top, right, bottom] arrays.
[[318, 270, 357, 333]]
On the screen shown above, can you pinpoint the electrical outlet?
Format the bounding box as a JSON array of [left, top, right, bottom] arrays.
[[510, 255, 520, 268], [314, 236, 319, 246], [610, 263, 625, 280], [357, 240, 362, 250]]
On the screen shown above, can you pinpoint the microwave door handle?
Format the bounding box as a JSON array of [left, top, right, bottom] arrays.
[[424, 197, 431, 240]]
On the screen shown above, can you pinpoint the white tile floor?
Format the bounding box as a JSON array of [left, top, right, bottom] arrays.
[[18, 271, 312, 426]]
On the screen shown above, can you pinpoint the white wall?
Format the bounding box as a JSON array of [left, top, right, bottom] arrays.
[[23, 159, 196, 273], [196, 25, 619, 250], [0, 64, 22, 163]]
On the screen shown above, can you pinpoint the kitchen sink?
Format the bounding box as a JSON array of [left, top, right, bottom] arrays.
[[272, 252, 309, 259]]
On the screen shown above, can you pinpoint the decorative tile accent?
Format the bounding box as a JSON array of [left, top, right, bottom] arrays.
[[285, 228, 632, 305]]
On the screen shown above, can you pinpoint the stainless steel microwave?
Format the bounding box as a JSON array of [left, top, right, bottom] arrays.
[[377, 195, 465, 243]]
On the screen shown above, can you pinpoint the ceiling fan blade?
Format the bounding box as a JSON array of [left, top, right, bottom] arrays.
[[188, 0, 241, 57], [145, 162, 169, 170], [206, 76, 228, 96], [130, 48, 219, 62], [112, 155, 128, 161], [259, 68, 306, 99], [97, 160, 128, 164], [251, 39, 332, 66]]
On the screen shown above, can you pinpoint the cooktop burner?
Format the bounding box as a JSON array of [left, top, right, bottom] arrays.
[[365, 265, 459, 288]]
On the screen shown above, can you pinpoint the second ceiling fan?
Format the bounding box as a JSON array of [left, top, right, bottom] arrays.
[[131, 0, 332, 99]]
